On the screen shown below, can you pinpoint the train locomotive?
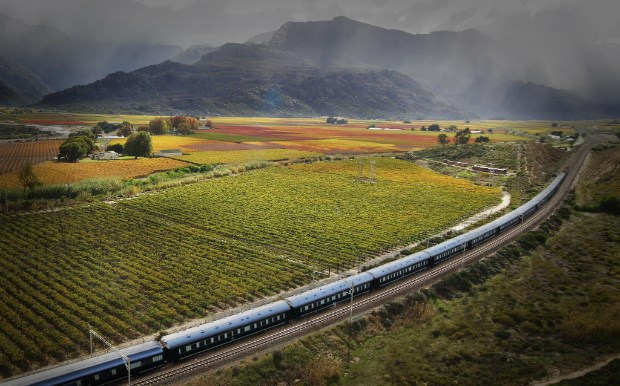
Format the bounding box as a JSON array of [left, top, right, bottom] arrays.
[[1, 172, 566, 386]]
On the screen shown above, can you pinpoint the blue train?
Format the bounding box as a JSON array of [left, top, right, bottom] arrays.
[[1, 172, 566, 386]]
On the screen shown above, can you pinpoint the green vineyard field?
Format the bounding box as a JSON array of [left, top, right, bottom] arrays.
[[0, 158, 500, 376]]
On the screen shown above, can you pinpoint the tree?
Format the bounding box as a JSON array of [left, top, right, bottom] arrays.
[[124, 132, 152, 159], [91, 126, 103, 135], [148, 118, 170, 135], [454, 128, 471, 145], [447, 125, 458, 132], [437, 133, 449, 145], [475, 136, 490, 143], [58, 136, 96, 162], [106, 143, 124, 154], [69, 128, 97, 141], [17, 162, 42, 191], [170, 116, 199, 134], [137, 125, 150, 133], [420, 126, 427, 131], [96, 121, 122, 133], [427, 124, 441, 132], [487, 128, 493, 134], [116, 122, 133, 137]]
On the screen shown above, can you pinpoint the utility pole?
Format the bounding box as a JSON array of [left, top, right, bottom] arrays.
[[370, 160, 376, 184], [89, 325, 131, 385]]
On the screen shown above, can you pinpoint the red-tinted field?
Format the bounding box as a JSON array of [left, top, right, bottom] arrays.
[[0, 140, 63, 174]]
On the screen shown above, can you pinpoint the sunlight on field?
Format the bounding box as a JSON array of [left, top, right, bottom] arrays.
[[271, 138, 400, 153], [109, 135, 214, 153], [3, 158, 190, 187], [179, 149, 321, 165]]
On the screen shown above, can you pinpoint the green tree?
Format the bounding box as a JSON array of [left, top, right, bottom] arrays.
[[17, 162, 42, 191], [437, 133, 449, 145], [428, 123, 441, 131], [124, 132, 153, 159], [58, 136, 96, 162], [106, 143, 124, 154], [69, 128, 97, 141], [475, 136, 490, 143], [447, 125, 458, 132], [454, 128, 471, 145]]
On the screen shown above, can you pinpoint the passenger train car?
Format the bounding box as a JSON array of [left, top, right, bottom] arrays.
[[1, 172, 566, 386]]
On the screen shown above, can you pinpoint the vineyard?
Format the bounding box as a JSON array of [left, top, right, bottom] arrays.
[[0, 140, 62, 174], [178, 149, 322, 165], [0, 158, 500, 376], [2, 158, 191, 188]]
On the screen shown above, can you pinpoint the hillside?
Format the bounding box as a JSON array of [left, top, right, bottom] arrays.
[[268, 17, 611, 119], [0, 56, 49, 105], [0, 79, 23, 106], [37, 43, 467, 119]]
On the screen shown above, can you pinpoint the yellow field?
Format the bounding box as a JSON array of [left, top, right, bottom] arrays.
[[108, 135, 214, 153], [178, 149, 322, 165], [3, 158, 190, 188], [269, 138, 401, 153]]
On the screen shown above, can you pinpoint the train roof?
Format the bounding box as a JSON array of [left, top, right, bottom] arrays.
[[160, 300, 290, 350], [366, 251, 430, 278], [344, 272, 375, 286], [424, 236, 467, 257], [1, 341, 162, 386], [286, 278, 356, 308], [459, 219, 498, 241]]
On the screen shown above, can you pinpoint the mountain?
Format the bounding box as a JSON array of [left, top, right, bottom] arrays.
[[245, 30, 277, 45], [268, 17, 613, 119], [37, 43, 467, 119], [0, 56, 49, 105], [0, 79, 24, 106], [0, 13, 182, 91], [172, 44, 219, 65]]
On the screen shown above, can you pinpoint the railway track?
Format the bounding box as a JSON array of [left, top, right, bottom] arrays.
[[130, 138, 594, 386]]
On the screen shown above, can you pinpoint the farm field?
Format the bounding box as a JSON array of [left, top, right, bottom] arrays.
[[0, 140, 63, 174], [0, 158, 501, 376], [177, 149, 321, 165], [2, 158, 191, 188]]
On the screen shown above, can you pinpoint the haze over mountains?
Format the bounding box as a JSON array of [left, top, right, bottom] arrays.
[[0, 13, 182, 92], [1, 7, 619, 119]]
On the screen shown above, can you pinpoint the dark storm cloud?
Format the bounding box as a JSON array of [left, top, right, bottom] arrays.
[[0, 0, 618, 47]]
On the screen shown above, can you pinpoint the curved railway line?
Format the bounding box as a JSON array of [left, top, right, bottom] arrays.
[[129, 137, 594, 386]]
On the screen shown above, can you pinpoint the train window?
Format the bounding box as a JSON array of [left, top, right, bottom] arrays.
[[94, 375, 99, 381], [224, 333, 228, 338], [77, 381, 82, 386], [186, 345, 192, 352], [254, 323, 257, 328], [111, 369, 117, 375], [153, 354, 163, 362], [130, 361, 141, 369], [244, 326, 250, 332]]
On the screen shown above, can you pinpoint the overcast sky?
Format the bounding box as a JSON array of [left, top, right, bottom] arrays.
[[0, 0, 618, 47]]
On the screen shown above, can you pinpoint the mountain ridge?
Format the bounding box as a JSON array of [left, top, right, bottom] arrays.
[[38, 43, 467, 119]]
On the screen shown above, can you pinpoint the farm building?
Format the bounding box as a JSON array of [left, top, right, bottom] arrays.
[[91, 151, 119, 160], [156, 149, 183, 157]]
